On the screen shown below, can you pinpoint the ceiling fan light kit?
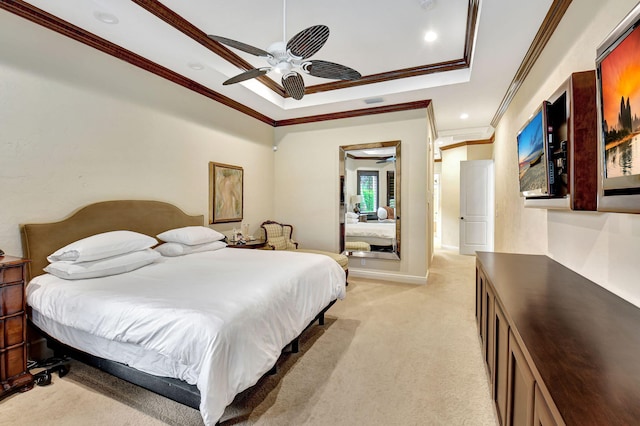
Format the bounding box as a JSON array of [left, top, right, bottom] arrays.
[[207, 1, 361, 100]]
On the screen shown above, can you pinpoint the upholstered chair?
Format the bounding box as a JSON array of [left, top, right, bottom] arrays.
[[260, 220, 299, 250]]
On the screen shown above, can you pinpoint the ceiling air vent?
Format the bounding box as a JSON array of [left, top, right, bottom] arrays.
[[364, 97, 384, 105]]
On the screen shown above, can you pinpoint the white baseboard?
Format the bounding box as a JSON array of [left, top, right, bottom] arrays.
[[349, 268, 428, 285], [440, 244, 459, 252]]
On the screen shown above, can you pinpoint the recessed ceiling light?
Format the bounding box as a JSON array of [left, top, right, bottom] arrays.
[[188, 62, 205, 71], [424, 31, 438, 43], [460, 113, 469, 120], [419, 0, 437, 10], [94, 11, 119, 25]]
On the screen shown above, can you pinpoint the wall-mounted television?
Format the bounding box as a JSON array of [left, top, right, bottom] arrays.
[[517, 102, 553, 197], [596, 2, 640, 212]]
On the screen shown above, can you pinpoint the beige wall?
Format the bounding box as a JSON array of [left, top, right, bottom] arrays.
[[467, 144, 494, 161], [0, 10, 274, 257], [0, 10, 434, 285], [274, 110, 431, 284], [494, 0, 640, 306], [440, 147, 465, 250]]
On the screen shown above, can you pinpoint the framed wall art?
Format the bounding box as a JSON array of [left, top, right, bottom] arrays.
[[596, 3, 640, 212], [209, 162, 243, 223]]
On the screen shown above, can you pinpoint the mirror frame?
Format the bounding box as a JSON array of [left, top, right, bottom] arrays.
[[339, 140, 400, 260]]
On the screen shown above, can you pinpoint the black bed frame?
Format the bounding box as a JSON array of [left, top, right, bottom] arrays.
[[31, 299, 337, 414]]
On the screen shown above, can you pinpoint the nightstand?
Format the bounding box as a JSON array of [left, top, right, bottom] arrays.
[[0, 256, 33, 398], [226, 238, 268, 249]]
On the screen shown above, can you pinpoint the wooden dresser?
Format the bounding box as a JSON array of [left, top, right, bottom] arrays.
[[0, 256, 33, 398], [476, 252, 640, 425]]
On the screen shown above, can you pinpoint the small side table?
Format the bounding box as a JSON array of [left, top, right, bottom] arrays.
[[226, 238, 268, 249]]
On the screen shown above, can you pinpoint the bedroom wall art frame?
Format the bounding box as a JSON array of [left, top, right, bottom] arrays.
[[209, 162, 243, 224], [596, 2, 640, 213]]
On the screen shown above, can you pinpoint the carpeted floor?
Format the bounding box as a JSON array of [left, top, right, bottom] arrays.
[[1, 249, 497, 426]]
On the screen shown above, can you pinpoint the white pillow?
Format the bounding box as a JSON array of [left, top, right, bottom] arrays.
[[345, 212, 359, 219], [377, 207, 388, 219], [154, 240, 227, 257], [47, 230, 158, 263], [44, 249, 160, 280], [157, 226, 225, 245]]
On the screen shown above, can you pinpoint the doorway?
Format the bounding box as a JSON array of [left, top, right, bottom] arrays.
[[459, 160, 494, 255]]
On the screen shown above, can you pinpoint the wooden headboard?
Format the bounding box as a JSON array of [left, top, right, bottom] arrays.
[[21, 200, 204, 281]]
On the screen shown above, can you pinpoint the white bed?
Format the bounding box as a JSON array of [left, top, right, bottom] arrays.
[[22, 201, 346, 426], [345, 221, 396, 247]]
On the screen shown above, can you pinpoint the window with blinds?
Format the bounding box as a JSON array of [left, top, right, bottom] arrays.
[[357, 170, 379, 213], [387, 171, 395, 207]]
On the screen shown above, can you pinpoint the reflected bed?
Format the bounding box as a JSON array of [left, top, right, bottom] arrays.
[[345, 221, 396, 248]]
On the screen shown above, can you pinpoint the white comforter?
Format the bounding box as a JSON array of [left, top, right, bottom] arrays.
[[27, 248, 346, 425], [345, 221, 395, 238]]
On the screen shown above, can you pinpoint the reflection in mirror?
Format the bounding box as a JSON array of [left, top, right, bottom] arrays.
[[339, 141, 400, 260]]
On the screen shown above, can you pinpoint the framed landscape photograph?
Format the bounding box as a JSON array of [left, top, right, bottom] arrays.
[[596, 3, 640, 212], [209, 162, 243, 223]]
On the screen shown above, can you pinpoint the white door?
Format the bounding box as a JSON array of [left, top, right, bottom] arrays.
[[459, 160, 494, 255]]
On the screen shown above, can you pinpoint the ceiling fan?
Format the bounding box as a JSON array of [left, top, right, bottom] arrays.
[[376, 156, 396, 164], [207, 0, 361, 100]]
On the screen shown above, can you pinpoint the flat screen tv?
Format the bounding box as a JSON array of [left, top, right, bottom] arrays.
[[517, 102, 552, 197], [596, 2, 640, 211]]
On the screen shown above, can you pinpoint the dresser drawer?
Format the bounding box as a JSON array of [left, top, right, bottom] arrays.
[[0, 343, 26, 380], [0, 265, 23, 284], [0, 315, 24, 348], [0, 283, 24, 317], [0, 257, 31, 396]]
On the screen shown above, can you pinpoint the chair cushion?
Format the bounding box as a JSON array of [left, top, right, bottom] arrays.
[[269, 236, 289, 250]]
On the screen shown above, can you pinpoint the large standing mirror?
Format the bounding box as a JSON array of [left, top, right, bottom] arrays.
[[339, 141, 400, 260]]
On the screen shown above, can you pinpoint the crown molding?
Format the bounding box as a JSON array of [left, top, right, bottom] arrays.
[[439, 134, 494, 151], [490, 0, 573, 127], [275, 100, 431, 127]]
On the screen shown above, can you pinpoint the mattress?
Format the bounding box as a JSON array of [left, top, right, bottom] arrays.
[[27, 248, 346, 425], [345, 221, 395, 239], [345, 222, 396, 247], [346, 235, 394, 246]]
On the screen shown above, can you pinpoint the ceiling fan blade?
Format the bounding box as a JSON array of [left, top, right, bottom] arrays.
[[282, 72, 305, 100], [376, 157, 395, 163], [208, 34, 271, 58], [302, 60, 362, 81], [287, 25, 330, 59], [223, 68, 270, 85]]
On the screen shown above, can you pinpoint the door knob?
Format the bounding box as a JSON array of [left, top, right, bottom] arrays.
[[460, 217, 464, 220]]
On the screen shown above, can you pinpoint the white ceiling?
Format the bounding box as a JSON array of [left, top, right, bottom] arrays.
[[19, 0, 553, 146]]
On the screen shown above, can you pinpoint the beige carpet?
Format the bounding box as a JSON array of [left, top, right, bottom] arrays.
[[1, 250, 497, 426]]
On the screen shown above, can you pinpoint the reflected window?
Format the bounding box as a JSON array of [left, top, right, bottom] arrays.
[[357, 170, 379, 214], [387, 171, 395, 208]]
